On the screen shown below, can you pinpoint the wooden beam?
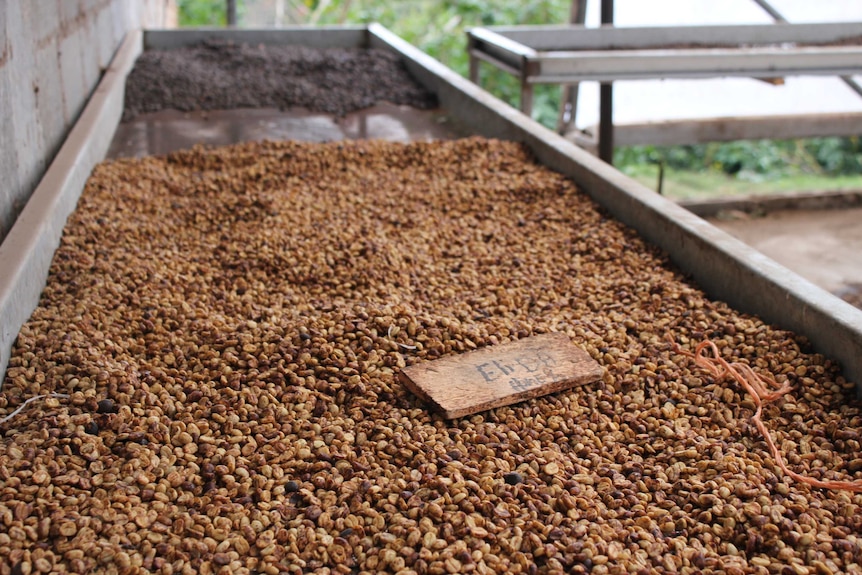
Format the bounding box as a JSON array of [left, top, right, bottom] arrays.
[[581, 112, 862, 147], [531, 48, 862, 83], [483, 22, 862, 51], [399, 333, 603, 419]]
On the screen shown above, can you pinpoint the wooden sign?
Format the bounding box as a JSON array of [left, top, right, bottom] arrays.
[[399, 333, 603, 419]]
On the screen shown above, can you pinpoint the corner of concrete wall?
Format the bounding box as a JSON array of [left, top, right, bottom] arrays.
[[0, 0, 176, 242]]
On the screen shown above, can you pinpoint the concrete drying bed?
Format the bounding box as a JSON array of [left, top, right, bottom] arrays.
[[3, 25, 860, 389], [1, 22, 862, 575]]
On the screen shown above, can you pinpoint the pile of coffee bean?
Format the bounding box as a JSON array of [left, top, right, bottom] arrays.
[[122, 41, 437, 121], [2, 138, 860, 575]]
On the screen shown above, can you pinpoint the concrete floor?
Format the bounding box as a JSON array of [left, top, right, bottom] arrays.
[[107, 104, 464, 159], [710, 207, 862, 306]]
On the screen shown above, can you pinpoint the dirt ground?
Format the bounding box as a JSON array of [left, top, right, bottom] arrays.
[[710, 207, 862, 308]]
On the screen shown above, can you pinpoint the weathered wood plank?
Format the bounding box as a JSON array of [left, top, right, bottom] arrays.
[[399, 333, 603, 419]]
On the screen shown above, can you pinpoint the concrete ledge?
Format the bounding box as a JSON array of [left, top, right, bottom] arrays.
[[679, 189, 862, 218], [0, 31, 142, 379]]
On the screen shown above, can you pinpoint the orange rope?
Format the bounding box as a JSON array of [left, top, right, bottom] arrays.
[[671, 337, 862, 493]]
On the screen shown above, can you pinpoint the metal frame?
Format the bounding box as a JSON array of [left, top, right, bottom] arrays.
[[472, 22, 862, 52], [2, 25, 862, 392], [575, 111, 862, 149], [467, 22, 862, 145], [469, 22, 862, 90]]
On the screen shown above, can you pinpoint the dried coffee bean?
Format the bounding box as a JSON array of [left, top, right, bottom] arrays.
[[1, 137, 859, 574]]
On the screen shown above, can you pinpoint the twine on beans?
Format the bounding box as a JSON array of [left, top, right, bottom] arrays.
[[671, 337, 862, 493], [0, 393, 70, 426]]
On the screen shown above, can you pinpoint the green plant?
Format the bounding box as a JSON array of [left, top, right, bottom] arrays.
[[805, 137, 862, 174], [616, 137, 862, 180], [178, 0, 227, 26], [178, 0, 247, 26], [314, 0, 570, 123]]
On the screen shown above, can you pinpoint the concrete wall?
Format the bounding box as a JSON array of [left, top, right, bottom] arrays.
[[0, 0, 175, 242]]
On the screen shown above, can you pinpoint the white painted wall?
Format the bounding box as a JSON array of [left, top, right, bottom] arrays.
[[0, 0, 175, 242]]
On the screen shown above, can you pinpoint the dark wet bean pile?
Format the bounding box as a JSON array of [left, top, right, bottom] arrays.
[[122, 41, 437, 121]]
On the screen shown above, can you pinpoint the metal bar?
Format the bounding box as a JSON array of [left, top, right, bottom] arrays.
[[467, 23, 862, 83], [601, 0, 613, 27], [275, 0, 285, 27], [227, 0, 237, 26], [749, 0, 862, 103], [466, 30, 538, 115], [521, 60, 544, 116], [529, 48, 862, 83], [557, 0, 587, 134], [521, 82, 534, 116], [467, 33, 480, 84], [598, 83, 613, 163], [656, 162, 665, 195], [598, 0, 614, 164], [469, 53, 479, 84], [842, 77, 862, 99], [467, 49, 522, 78], [467, 27, 538, 60], [602, 112, 862, 147], [750, 0, 788, 23], [556, 82, 580, 134], [483, 22, 862, 50]]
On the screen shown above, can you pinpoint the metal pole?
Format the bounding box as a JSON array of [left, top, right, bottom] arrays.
[[275, 0, 284, 27], [600, 0, 613, 28], [227, 0, 237, 27], [750, 0, 786, 23], [598, 0, 614, 164]]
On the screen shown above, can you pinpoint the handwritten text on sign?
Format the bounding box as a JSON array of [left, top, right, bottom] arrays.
[[399, 333, 603, 419], [475, 351, 560, 392]]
